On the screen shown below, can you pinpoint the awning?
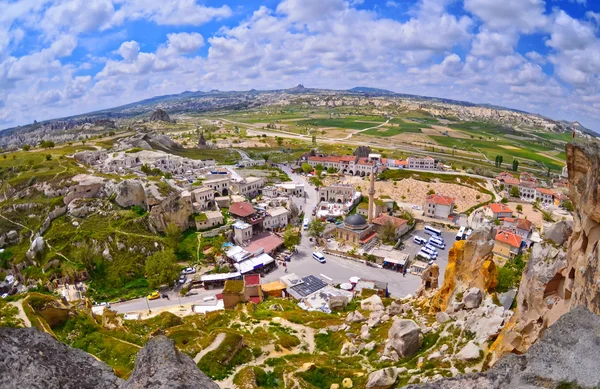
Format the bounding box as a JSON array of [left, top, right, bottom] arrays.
[[262, 280, 287, 292], [383, 257, 407, 265], [200, 272, 242, 282]]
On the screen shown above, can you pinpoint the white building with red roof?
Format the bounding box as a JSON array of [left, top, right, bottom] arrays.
[[425, 194, 455, 219], [485, 203, 513, 220], [535, 187, 555, 205], [307, 155, 377, 176]]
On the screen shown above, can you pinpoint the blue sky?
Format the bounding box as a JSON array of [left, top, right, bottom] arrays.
[[1, 0, 599, 131]]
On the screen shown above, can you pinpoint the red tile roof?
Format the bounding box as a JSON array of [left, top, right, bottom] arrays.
[[497, 172, 514, 180], [519, 181, 536, 188], [245, 233, 284, 254], [398, 160, 408, 166], [536, 187, 554, 196], [373, 214, 408, 228], [426, 194, 455, 206], [495, 230, 522, 248], [339, 155, 356, 162], [244, 274, 261, 286], [515, 218, 533, 232], [230, 202, 256, 217], [488, 203, 513, 214], [248, 296, 262, 304], [308, 156, 342, 163], [502, 177, 520, 185], [360, 232, 378, 244]]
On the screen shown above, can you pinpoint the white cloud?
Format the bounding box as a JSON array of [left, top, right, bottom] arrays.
[[464, 0, 548, 33], [111, 0, 232, 26], [41, 0, 115, 34], [164, 32, 204, 55], [118, 40, 140, 61], [471, 29, 517, 57]]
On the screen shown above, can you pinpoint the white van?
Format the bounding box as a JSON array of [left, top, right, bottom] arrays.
[[312, 252, 326, 263], [429, 236, 445, 245], [416, 251, 432, 261], [413, 236, 427, 245], [421, 247, 437, 258], [303, 220, 309, 230], [425, 244, 439, 254], [428, 240, 446, 250], [465, 229, 473, 239]]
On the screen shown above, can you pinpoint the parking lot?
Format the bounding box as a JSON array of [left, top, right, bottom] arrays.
[[402, 228, 457, 279]]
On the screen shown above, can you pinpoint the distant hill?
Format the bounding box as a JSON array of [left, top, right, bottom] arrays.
[[347, 86, 395, 94]]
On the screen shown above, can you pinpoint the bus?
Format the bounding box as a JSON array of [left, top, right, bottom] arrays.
[[456, 226, 466, 241], [428, 239, 446, 250], [421, 247, 437, 258], [424, 225, 442, 237]]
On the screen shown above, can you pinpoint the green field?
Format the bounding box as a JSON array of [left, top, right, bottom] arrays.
[[430, 136, 565, 171], [534, 132, 573, 142], [294, 117, 384, 130], [362, 126, 422, 137]]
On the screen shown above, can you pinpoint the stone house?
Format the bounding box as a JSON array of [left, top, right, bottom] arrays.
[[372, 214, 409, 239], [425, 194, 455, 219], [493, 229, 523, 259], [263, 207, 289, 231], [535, 187, 554, 205], [407, 156, 435, 169], [195, 211, 224, 231], [191, 186, 215, 212], [319, 184, 356, 204]]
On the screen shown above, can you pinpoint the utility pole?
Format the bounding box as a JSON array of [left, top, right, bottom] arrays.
[[145, 297, 151, 314]]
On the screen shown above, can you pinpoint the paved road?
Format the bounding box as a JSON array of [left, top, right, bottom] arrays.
[[112, 286, 221, 314]]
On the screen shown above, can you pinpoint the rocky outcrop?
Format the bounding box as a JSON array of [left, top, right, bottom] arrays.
[[0, 327, 122, 389], [63, 174, 106, 205], [491, 143, 600, 362], [0, 328, 219, 389], [114, 180, 147, 209], [462, 288, 482, 309], [544, 220, 573, 246], [148, 191, 193, 232], [26, 236, 45, 260], [490, 243, 567, 360], [149, 109, 173, 123], [429, 227, 496, 312], [122, 336, 219, 389], [366, 367, 405, 389], [354, 145, 371, 158], [404, 306, 600, 389]]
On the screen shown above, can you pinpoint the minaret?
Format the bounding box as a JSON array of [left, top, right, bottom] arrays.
[[368, 171, 376, 223]]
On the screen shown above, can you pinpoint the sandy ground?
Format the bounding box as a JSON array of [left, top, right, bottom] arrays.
[[214, 140, 268, 148], [499, 145, 520, 150], [506, 202, 544, 228], [340, 176, 491, 211]]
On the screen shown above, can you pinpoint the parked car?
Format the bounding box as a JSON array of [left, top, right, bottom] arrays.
[[181, 267, 196, 275], [178, 275, 186, 285], [312, 252, 326, 263], [147, 291, 160, 300]]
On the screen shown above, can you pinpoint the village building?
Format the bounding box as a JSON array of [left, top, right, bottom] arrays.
[[262, 183, 305, 197], [191, 186, 216, 212], [518, 181, 537, 201], [535, 187, 555, 205], [319, 184, 357, 204], [306, 155, 377, 177], [425, 194, 456, 219], [194, 211, 224, 231], [502, 218, 534, 240], [263, 207, 289, 231], [372, 214, 409, 238], [493, 229, 523, 259], [237, 158, 264, 167], [243, 274, 263, 304], [407, 156, 435, 169], [485, 203, 513, 220], [333, 214, 377, 246], [233, 221, 253, 245], [230, 177, 265, 197], [353, 279, 389, 297], [382, 158, 407, 169], [204, 176, 231, 196], [222, 280, 245, 310]]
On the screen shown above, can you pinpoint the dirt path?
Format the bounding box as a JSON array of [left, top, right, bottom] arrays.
[[8, 300, 31, 327], [194, 332, 226, 363]]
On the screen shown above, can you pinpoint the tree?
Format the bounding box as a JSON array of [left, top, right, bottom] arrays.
[[380, 220, 397, 244], [239, 128, 247, 137], [314, 163, 324, 175], [427, 189, 435, 195], [301, 163, 312, 174], [512, 159, 519, 171], [283, 226, 301, 250], [145, 249, 179, 288], [516, 204, 523, 213], [45, 154, 52, 161], [309, 176, 323, 187], [40, 140, 55, 149], [327, 167, 338, 174], [165, 223, 182, 249], [307, 219, 325, 238], [311, 134, 317, 145], [22, 145, 31, 151], [510, 186, 520, 198], [562, 200, 574, 212], [276, 137, 283, 146], [211, 234, 227, 260], [261, 153, 269, 162], [501, 197, 508, 204]]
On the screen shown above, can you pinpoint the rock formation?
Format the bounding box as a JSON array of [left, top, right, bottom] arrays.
[[491, 143, 600, 362], [385, 318, 423, 358], [122, 336, 219, 389], [148, 191, 193, 232], [114, 179, 147, 209], [354, 145, 371, 158], [429, 227, 497, 312], [0, 328, 219, 389], [149, 109, 173, 123], [198, 131, 207, 148], [403, 306, 600, 389]]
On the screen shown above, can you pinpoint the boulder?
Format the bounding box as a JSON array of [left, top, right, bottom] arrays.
[[368, 310, 384, 328], [342, 378, 353, 388], [340, 342, 358, 356], [363, 341, 376, 352], [456, 341, 481, 361], [387, 319, 423, 358], [498, 289, 517, 310], [361, 324, 371, 340], [7, 230, 18, 241], [366, 367, 401, 389], [329, 295, 349, 311], [361, 294, 385, 311], [387, 300, 408, 316], [26, 236, 45, 260], [122, 335, 218, 388], [436, 312, 451, 324], [149, 109, 173, 123], [346, 310, 366, 323], [544, 220, 572, 246], [115, 180, 147, 209], [463, 288, 483, 309]]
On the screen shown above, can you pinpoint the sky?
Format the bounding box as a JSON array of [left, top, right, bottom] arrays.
[[1, 0, 600, 131]]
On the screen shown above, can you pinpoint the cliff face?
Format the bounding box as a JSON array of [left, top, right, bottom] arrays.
[[0, 328, 218, 389], [404, 306, 600, 389], [491, 142, 600, 361]]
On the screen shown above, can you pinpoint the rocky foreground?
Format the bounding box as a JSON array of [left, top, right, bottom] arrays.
[[1, 306, 599, 388]]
